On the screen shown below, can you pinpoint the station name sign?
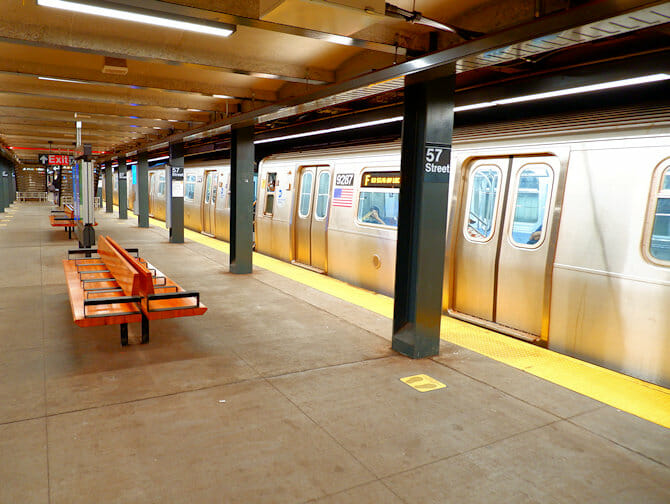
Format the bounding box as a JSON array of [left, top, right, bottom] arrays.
[[361, 171, 401, 189], [423, 144, 451, 183]]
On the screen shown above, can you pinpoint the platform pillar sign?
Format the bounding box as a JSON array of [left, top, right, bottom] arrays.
[[104, 161, 113, 213], [118, 157, 128, 220], [167, 141, 184, 243], [230, 125, 254, 274], [392, 66, 455, 359], [137, 151, 149, 228]]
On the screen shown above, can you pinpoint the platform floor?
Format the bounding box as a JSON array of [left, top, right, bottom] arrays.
[[1, 202, 669, 504]]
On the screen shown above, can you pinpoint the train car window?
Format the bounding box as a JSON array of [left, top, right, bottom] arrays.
[[315, 172, 330, 219], [464, 165, 501, 242], [299, 171, 313, 218], [185, 174, 196, 201], [509, 164, 553, 248], [357, 191, 399, 227], [264, 172, 276, 215], [649, 166, 670, 262], [157, 173, 165, 197]]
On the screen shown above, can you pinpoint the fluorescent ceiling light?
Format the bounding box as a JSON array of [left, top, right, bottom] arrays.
[[167, 119, 179, 122], [454, 73, 670, 112], [254, 116, 403, 145], [148, 155, 169, 162], [38, 76, 89, 85], [213, 94, 233, 99], [37, 0, 235, 37], [188, 108, 202, 112]]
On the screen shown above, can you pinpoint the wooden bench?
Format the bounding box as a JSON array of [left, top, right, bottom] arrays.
[[50, 204, 76, 239], [63, 235, 207, 345]]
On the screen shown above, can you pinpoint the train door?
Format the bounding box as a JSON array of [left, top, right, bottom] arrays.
[[202, 170, 217, 236], [451, 155, 561, 341], [294, 166, 331, 271]]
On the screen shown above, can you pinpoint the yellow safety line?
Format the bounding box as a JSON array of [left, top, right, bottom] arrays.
[[140, 214, 670, 427]]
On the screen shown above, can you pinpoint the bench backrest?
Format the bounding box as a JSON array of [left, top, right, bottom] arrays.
[[64, 204, 74, 218], [104, 236, 155, 298], [97, 236, 143, 297]]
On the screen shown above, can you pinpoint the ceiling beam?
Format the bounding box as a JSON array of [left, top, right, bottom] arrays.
[[0, 58, 278, 102], [0, 112, 193, 130], [0, 94, 211, 122], [0, 28, 334, 84]]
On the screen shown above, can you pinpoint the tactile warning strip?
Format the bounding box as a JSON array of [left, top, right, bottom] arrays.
[[148, 217, 670, 428]]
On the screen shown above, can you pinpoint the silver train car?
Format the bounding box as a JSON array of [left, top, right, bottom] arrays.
[[107, 105, 670, 387]]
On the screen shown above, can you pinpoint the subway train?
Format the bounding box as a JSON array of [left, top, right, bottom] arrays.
[[107, 103, 670, 387]]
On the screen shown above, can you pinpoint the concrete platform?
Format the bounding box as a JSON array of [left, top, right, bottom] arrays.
[[1, 202, 669, 504]]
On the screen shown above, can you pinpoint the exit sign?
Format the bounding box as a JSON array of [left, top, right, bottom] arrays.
[[49, 154, 72, 165]]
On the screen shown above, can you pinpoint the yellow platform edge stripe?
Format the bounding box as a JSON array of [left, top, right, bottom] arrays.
[[139, 213, 670, 428]]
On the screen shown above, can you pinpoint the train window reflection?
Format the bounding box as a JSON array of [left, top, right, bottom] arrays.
[[299, 171, 313, 218], [465, 165, 500, 242], [510, 164, 553, 247], [315, 172, 330, 219], [357, 190, 399, 227], [157, 173, 165, 197], [185, 174, 196, 201], [650, 167, 670, 262]]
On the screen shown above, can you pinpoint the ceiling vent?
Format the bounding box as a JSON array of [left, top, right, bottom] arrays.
[[102, 57, 128, 76]]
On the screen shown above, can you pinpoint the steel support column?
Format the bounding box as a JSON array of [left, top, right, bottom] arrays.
[[137, 151, 149, 228], [118, 157, 128, 220], [392, 67, 455, 359], [105, 161, 113, 213], [230, 126, 254, 274], [167, 142, 184, 243]]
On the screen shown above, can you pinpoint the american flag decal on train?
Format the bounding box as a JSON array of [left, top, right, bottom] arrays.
[[332, 187, 354, 207]]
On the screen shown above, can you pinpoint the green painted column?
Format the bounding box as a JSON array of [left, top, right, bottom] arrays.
[[392, 67, 455, 359], [230, 126, 254, 274], [105, 161, 113, 213], [137, 151, 149, 228], [118, 157, 128, 219]]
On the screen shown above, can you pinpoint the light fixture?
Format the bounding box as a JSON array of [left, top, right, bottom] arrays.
[[37, 0, 236, 37], [148, 155, 169, 162], [213, 94, 233, 99], [187, 108, 202, 112], [38, 76, 89, 85], [455, 73, 670, 111], [254, 73, 670, 144]]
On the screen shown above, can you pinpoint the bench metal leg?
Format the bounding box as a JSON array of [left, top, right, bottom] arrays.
[[67, 226, 72, 239], [120, 323, 128, 346], [141, 314, 149, 344]]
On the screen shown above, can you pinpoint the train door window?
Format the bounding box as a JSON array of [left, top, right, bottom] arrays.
[[185, 174, 196, 201], [509, 164, 553, 248], [157, 173, 165, 197], [264, 172, 276, 215], [298, 171, 313, 218], [464, 165, 501, 242], [315, 172, 330, 219], [648, 165, 670, 263], [204, 173, 212, 204], [226, 173, 231, 209]]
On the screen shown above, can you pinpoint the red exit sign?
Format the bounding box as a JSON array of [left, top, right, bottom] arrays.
[[49, 154, 72, 165]]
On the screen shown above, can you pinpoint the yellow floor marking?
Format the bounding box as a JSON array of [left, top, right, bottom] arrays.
[[133, 211, 670, 427], [401, 374, 447, 392]]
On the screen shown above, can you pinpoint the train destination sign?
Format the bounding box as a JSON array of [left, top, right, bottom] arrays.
[[423, 144, 451, 183], [361, 171, 401, 189]]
